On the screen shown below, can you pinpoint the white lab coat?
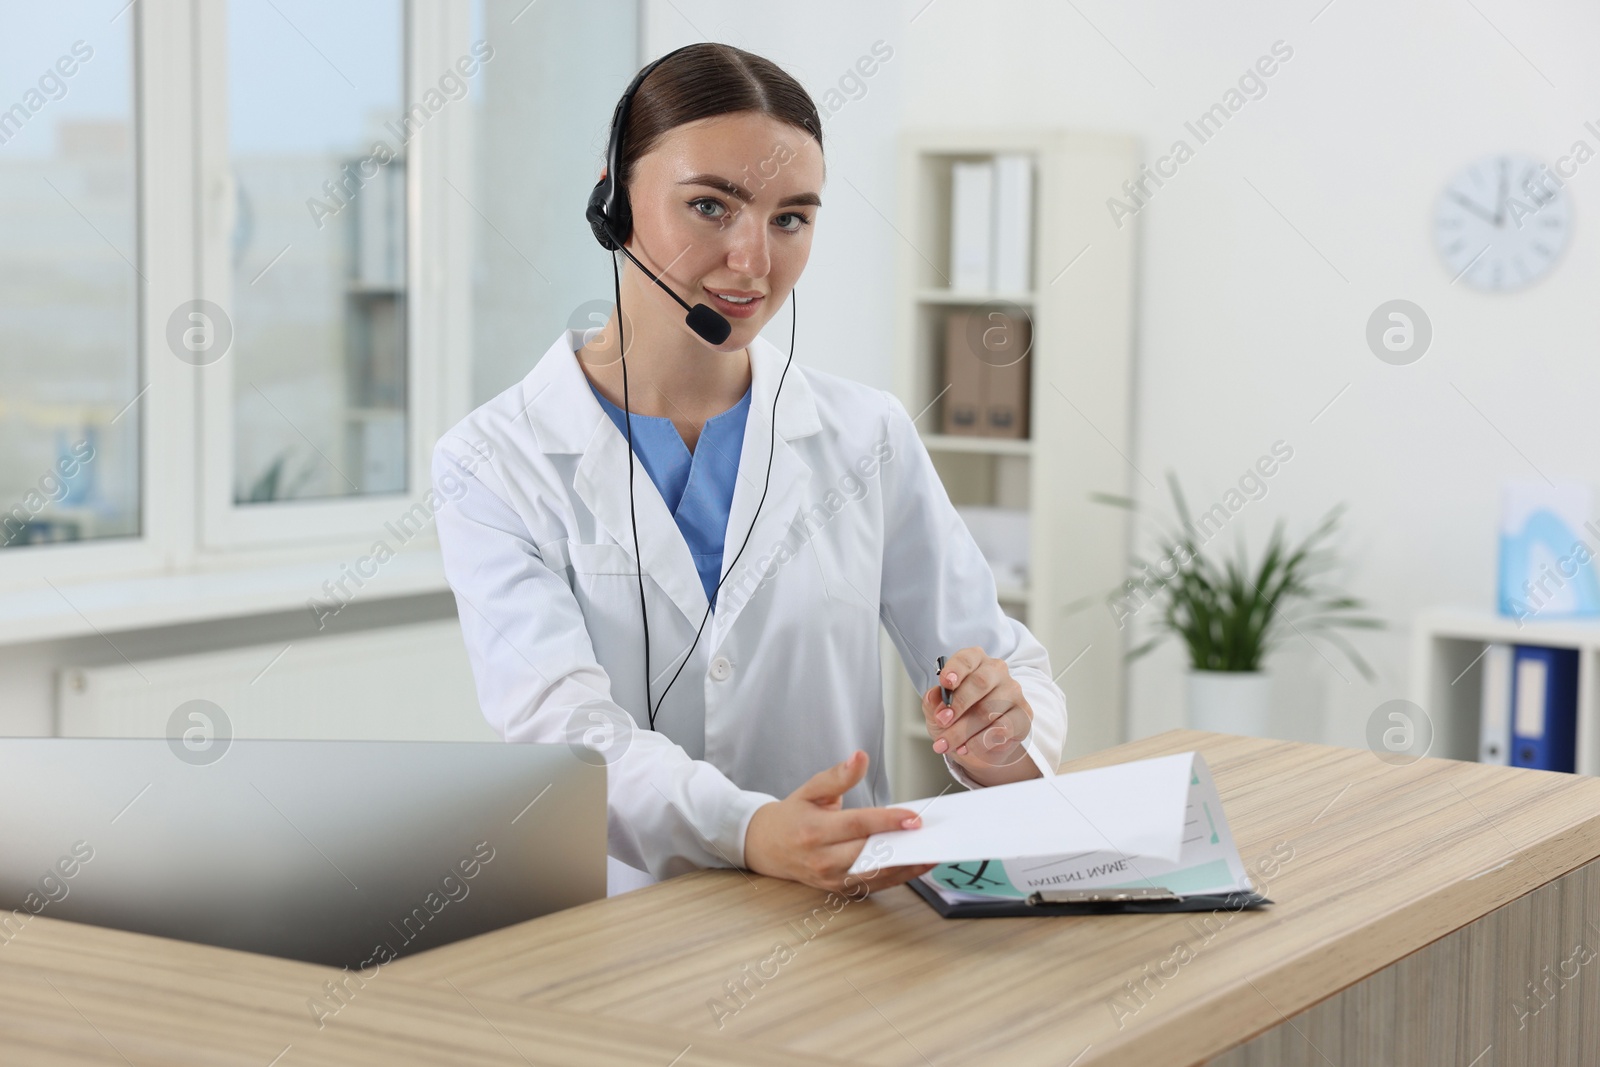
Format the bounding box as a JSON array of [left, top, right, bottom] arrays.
[[432, 326, 1068, 884]]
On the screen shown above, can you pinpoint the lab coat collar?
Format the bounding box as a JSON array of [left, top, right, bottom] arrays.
[[522, 329, 820, 638], [523, 328, 820, 451]]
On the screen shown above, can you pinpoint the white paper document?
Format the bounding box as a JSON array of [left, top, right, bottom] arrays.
[[849, 751, 1256, 903]]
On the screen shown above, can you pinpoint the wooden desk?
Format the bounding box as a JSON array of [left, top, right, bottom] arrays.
[[5, 730, 1600, 1065], [0, 906, 827, 1065]]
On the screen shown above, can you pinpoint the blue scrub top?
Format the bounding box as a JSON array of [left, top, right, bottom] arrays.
[[587, 379, 752, 609]]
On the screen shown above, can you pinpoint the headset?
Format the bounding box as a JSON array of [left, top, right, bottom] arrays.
[[585, 45, 799, 733]]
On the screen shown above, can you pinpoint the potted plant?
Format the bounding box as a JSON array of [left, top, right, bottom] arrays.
[[1089, 474, 1384, 737]]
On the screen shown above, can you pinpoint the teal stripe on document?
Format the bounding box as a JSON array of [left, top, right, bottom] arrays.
[[1104, 858, 1237, 896]]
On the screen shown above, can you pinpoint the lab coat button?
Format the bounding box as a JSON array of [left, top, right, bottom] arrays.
[[709, 656, 732, 681]]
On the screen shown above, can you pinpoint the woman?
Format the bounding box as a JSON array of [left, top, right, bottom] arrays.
[[433, 42, 1068, 896]]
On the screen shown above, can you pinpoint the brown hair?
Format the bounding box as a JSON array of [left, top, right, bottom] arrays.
[[617, 43, 824, 195]]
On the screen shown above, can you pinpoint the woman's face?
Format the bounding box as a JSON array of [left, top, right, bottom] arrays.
[[624, 110, 824, 353]]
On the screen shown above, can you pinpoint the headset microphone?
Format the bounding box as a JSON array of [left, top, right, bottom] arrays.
[[685, 303, 733, 346], [602, 224, 732, 346]]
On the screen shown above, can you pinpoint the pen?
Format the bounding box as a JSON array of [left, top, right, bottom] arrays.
[[937, 655, 951, 706]]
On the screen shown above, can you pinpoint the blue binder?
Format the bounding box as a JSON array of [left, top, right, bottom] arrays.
[[1510, 645, 1579, 773]]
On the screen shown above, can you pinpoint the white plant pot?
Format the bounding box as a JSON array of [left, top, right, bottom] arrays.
[[1185, 669, 1272, 737]]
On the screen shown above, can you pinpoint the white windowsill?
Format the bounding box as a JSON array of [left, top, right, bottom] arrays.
[[0, 550, 451, 647]]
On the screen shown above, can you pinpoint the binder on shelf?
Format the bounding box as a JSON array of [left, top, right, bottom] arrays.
[[992, 153, 1033, 293], [941, 309, 984, 435], [949, 160, 994, 292], [939, 309, 1031, 439], [1478, 643, 1513, 766], [1510, 644, 1579, 773], [983, 326, 1030, 437]]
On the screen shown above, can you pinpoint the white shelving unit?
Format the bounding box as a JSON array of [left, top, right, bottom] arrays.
[[1411, 605, 1600, 776], [883, 129, 1141, 801]]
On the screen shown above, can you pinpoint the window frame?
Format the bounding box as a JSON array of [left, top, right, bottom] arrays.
[[0, 0, 471, 591], [0, 0, 193, 590], [196, 0, 467, 549]]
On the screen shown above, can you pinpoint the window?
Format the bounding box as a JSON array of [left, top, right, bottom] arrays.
[[225, 0, 408, 505], [0, 0, 638, 588], [0, 3, 138, 549], [196, 0, 472, 548]]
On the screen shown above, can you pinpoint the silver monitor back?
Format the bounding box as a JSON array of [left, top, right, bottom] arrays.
[[0, 739, 605, 968]]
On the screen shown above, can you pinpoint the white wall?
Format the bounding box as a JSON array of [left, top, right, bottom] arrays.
[[645, 0, 1600, 751]]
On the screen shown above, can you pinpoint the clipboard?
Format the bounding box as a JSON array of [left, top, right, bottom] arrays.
[[908, 875, 1272, 918], [865, 752, 1275, 919]]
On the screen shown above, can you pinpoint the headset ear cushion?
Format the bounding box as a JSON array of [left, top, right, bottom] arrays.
[[609, 187, 633, 249], [586, 180, 618, 251]]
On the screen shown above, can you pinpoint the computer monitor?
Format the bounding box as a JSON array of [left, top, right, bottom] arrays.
[[0, 738, 605, 968]]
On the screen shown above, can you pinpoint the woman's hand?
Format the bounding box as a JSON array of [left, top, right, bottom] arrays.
[[920, 647, 1041, 786], [744, 750, 936, 894]]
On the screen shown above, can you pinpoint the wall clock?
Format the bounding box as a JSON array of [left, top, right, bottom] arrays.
[[1434, 154, 1570, 291]]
